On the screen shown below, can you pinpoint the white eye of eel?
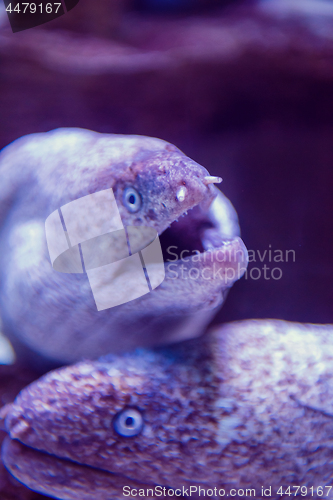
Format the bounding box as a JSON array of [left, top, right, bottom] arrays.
[[113, 408, 143, 437], [123, 187, 142, 213]]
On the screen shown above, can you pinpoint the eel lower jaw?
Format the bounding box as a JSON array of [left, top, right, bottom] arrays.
[[2, 437, 157, 500], [159, 189, 248, 290]]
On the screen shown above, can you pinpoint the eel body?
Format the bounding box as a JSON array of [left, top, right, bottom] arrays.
[[0, 129, 247, 365], [2, 319, 333, 499]]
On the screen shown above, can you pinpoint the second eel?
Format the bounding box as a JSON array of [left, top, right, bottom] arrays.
[[2, 319, 333, 499]]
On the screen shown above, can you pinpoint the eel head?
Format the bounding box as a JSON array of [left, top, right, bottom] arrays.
[[0, 129, 247, 362], [3, 320, 333, 498], [0, 338, 223, 499]]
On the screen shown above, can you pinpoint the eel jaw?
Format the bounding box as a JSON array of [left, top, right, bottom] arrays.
[[158, 187, 248, 297], [2, 437, 157, 500]]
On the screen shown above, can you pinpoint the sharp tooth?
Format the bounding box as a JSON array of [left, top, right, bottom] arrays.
[[176, 186, 187, 202], [204, 176, 222, 185]]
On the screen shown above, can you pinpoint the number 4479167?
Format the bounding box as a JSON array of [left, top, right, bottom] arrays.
[[277, 485, 333, 496], [5, 3, 62, 14]]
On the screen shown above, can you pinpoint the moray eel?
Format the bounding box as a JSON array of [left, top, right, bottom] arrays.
[[1, 319, 333, 500], [0, 128, 247, 365]]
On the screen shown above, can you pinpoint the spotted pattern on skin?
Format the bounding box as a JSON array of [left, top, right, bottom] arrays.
[[3, 320, 333, 499]]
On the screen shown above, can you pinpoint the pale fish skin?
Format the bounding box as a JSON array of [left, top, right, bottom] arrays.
[[2, 319, 333, 499], [0, 129, 247, 366]]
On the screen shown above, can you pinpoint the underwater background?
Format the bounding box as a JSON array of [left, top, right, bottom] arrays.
[[0, 0, 333, 498]]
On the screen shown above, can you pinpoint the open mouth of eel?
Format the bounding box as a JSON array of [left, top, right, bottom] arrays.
[[157, 181, 248, 291]]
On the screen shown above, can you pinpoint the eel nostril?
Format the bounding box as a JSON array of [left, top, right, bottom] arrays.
[[203, 176, 222, 185]]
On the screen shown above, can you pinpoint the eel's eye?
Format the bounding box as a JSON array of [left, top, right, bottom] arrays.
[[113, 408, 143, 437], [123, 187, 142, 213]]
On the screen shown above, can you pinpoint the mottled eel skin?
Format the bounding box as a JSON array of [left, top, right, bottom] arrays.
[[0, 129, 247, 365], [2, 319, 333, 500]]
